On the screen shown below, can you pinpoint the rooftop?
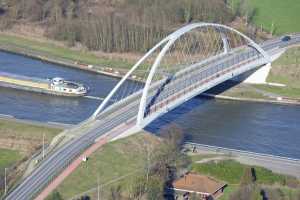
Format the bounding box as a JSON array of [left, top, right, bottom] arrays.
[[171, 173, 227, 195]]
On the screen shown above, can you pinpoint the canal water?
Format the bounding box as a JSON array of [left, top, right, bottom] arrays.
[[0, 51, 123, 123], [0, 51, 300, 159]]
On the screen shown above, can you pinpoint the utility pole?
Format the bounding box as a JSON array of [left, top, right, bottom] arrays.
[[97, 174, 100, 200], [42, 133, 45, 159], [4, 168, 7, 195]]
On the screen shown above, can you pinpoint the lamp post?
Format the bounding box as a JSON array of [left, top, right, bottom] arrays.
[[42, 133, 45, 159], [97, 174, 100, 200], [4, 167, 7, 195]]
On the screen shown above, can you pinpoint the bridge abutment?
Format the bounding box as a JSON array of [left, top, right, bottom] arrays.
[[241, 63, 272, 84], [235, 48, 286, 84]]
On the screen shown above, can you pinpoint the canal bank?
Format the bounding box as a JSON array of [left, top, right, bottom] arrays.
[[201, 92, 300, 106], [0, 45, 127, 79], [0, 34, 144, 82], [0, 114, 73, 129]]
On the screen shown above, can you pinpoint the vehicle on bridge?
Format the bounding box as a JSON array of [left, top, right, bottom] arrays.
[[282, 35, 291, 42]]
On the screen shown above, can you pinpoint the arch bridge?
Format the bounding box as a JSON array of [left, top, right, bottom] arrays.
[[92, 23, 276, 132]]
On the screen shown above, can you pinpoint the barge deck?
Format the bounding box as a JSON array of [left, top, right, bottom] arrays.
[[0, 72, 88, 97]]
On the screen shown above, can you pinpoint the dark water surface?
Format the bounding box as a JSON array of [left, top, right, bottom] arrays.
[[0, 51, 126, 123], [146, 97, 300, 159], [1, 51, 300, 159]]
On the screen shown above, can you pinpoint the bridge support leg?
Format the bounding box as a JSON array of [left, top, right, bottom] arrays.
[[220, 32, 230, 54], [242, 63, 272, 84]]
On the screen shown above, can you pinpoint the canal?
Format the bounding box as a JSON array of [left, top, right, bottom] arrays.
[[0, 51, 300, 159]]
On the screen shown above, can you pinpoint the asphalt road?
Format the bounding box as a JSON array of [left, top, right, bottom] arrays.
[[4, 34, 300, 200]]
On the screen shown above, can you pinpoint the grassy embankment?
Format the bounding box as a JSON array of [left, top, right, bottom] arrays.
[[191, 159, 300, 200], [0, 119, 62, 141], [0, 119, 62, 195], [50, 133, 160, 199], [0, 33, 133, 70]]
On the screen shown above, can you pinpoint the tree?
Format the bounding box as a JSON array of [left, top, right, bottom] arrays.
[[240, 167, 256, 186], [262, 187, 285, 200], [128, 125, 190, 200], [146, 177, 164, 200], [229, 184, 261, 200], [128, 176, 147, 199], [0, 0, 235, 53], [108, 185, 122, 200]]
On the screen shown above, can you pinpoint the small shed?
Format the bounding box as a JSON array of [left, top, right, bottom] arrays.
[[169, 173, 227, 200]]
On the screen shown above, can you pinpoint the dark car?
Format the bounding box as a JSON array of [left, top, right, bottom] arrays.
[[282, 35, 291, 42]]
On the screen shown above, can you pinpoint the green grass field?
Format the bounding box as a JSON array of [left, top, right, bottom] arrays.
[[0, 119, 62, 141], [191, 160, 298, 185], [233, 0, 300, 35]]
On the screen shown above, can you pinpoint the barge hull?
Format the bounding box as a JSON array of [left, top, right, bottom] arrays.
[[0, 81, 85, 97]]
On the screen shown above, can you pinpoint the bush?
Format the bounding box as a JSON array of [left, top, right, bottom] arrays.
[[240, 167, 256, 186], [47, 191, 63, 200], [229, 184, 261, 200]]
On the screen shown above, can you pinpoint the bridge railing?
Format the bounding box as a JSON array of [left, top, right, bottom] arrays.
[[144, 48, 266, 118]]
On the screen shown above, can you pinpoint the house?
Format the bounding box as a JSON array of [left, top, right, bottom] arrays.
[[168, 173, 227, 200]]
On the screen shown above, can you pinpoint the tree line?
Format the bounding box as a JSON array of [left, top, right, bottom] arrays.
[[0, 0, 236, 53]]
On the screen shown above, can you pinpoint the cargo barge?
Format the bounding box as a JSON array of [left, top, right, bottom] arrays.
[[0, 72, 88, 97]]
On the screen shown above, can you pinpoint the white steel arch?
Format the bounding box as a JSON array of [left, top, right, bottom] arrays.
[[92, 23, 271, 125]]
